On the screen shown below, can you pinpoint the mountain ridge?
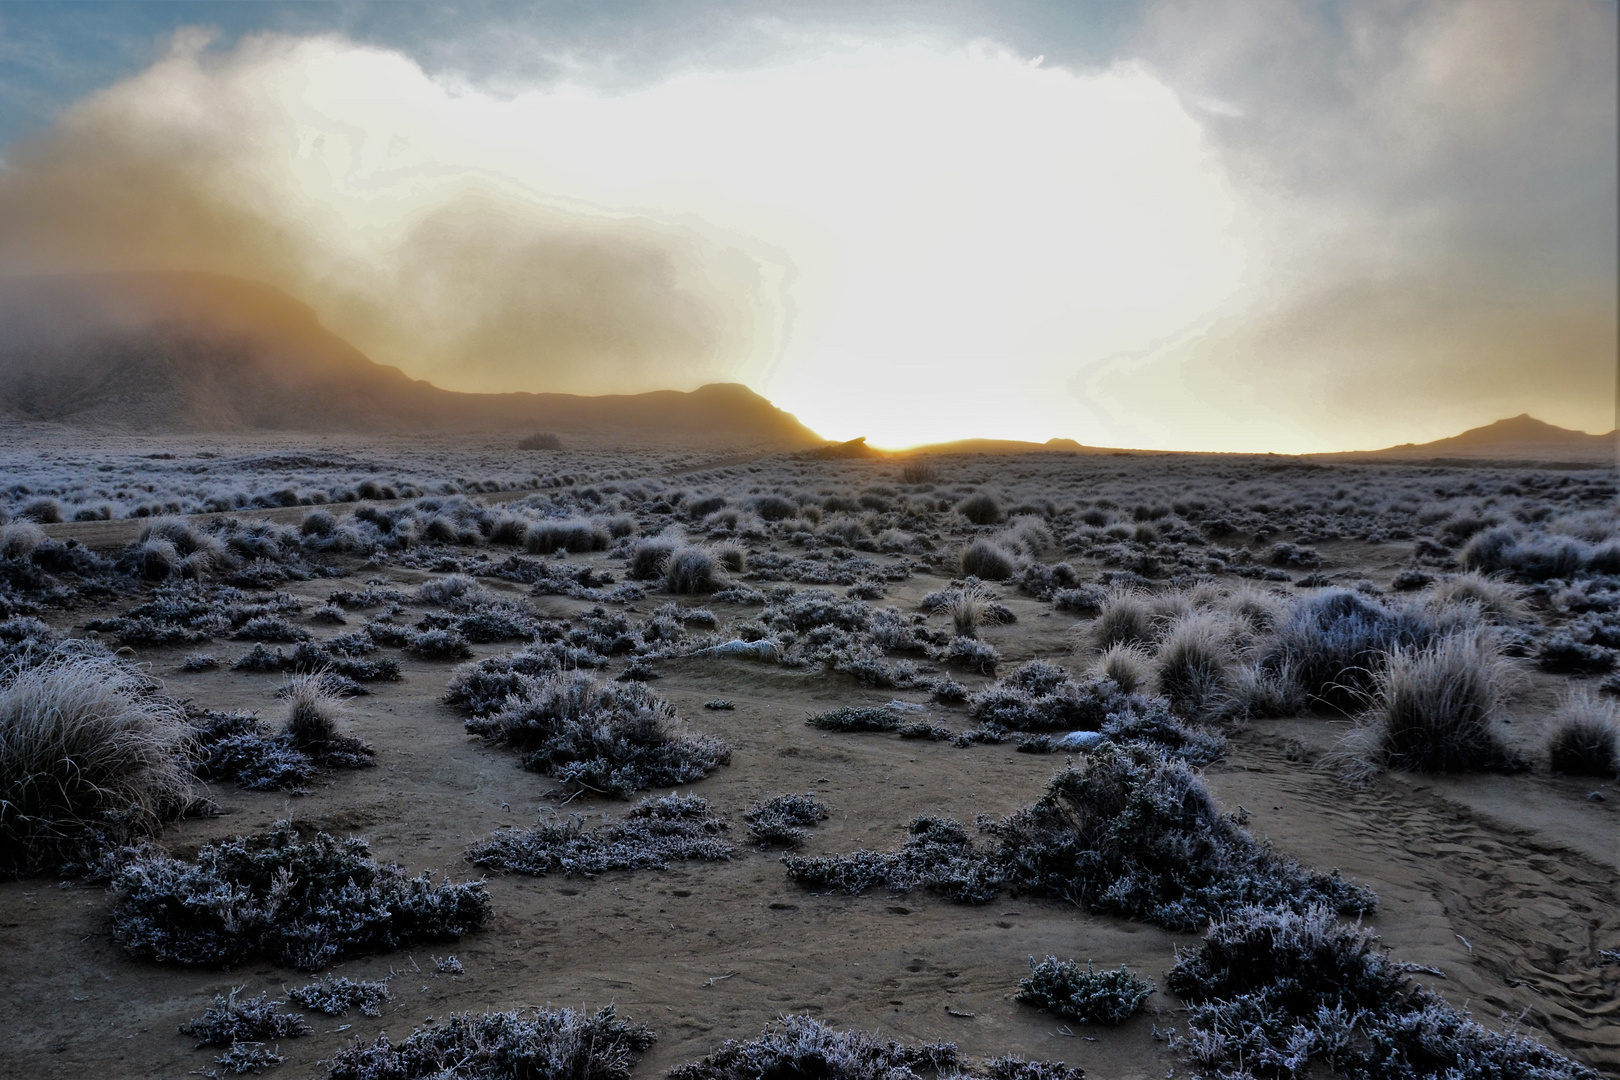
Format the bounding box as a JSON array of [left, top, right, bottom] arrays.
[[0, 271, 822, 447]]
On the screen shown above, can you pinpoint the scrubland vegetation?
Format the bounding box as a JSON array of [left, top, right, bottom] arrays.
[[1, 432, 1615, 1078]]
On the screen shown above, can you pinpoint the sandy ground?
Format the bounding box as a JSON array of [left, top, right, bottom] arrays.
[[2, 525, 1617, 1079]]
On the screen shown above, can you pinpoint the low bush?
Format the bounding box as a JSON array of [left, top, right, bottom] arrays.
[[745, 794, 829, 847], [967, 662, 1131, 732], [180, 989, 310, 1047], [110, 823, 490, 969], [807, 705, 901, 733], [1, 654, 195, 874], [1016, 957, 1152, 1025], [327, 1005, 653, 1080], [1168, 905, 1597, 1080], [789, 746, 1373, 929], [518, 432, 563, 450], [289, 975, 392, 1017], [465, 671, 729, 795], [467, 794, 731, 875], [1547, 693, 1619, 777], [525, 518, 609, 555], [669, 1014, 1081, 1080], [408, 627, 474, 660], [938, 636, 999, 673]]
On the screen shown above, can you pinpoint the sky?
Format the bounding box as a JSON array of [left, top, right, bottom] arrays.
[[0, 1, 1613, 452]]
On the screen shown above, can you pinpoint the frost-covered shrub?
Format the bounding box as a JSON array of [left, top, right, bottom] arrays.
[[467, 794, 731, 875], [745, 793, 829, 847], [1257, 589, 1469, 711], [1016, 958, 1152, 1025], [464, 671, 729, 795], [233, 615, 310, 643], [110, 823, 490, 970], [327, 1005, 653, 1080], [629, 536, 678, 579], [289, 975, 392, 1017], [939, 636, 999, 673], [1154, 612, 1240, 718], [1168, 905, 1597, 1080], [1547, 693, 1619, 777], [1, 654, 194, 874], [791, 746, 1373, 929], [784, 816, 1003, 904], [967, 662, 1130, 732], [180, 989, 310, 1047], [807, 705, 901, 733], [408, 627, 474, 660]]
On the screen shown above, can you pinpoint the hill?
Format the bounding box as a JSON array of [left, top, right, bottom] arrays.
[[0, 272, 822, 446], [1334, 414, 1616, 463]]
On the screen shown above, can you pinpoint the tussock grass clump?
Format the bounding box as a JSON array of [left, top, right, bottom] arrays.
[[960, 539, 1018, 582], [518, 432, 563, 450], [329, 1005, 651, 1080], [790, 746, 1372, 929], [1154, 612, 1239, 718], [181, 988, 310, 1047], [629, 536, 678, 579], [466, 671, 729, 795], [746, 793, 829, 847], [1091, 643, 1152, 694], [110, 822, 490, 970], [1168, 905, 1598, 1080], [664, 545, 720, 593], [1, 654, 195, 874], [525, 518, 610, 555], [1016, 958, 1152, 1025], [0, 519, 46, 560], [1091, 589, 1153, 649], [1427, 572, 1525, 621], [279, 674, 374, 769], [1344, 630, 1522, 777], [669, 1014, 1082, 1080], [957, 492, 1002, 526], [1547, 693, 1619, 777], [467, 794, 731, 875], [289, 975, 393, 1017]]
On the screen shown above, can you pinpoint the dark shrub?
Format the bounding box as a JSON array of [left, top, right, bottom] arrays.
[[960, 539, 1018, 581], [745, 794, 829, 847], [958, 493, 1002, 526], [1547, 695, 1618, 777], [110, 823, 490, 970], [1168, 905, 1597, 1080], [328, 1005, 653, 1080], [1016, 957, 1152, 1025], [518, 432, 563, 450], [467, 794, 731, 875]]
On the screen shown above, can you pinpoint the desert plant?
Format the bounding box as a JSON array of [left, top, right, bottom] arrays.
[[1092, 643, 1152, 694], [1, 654, 195, 874], [745, 793, 829, 846], [289, 975, 393, 1017], [960, 539, 1018, 581], [1154, 612, 1239, 717], [467, 794, 731, 875], [465, 671, 729, 795], [0, 520, 46, 560], [109, 822, 490, 970], [1547, 692, 1619, 777], [518, 432, 563, 450], [715, 542, 747, 574], [629, 536, 678, 579], [1091, 589, 1153, 649], [1168, 904, 1597, 1080], [1345, 629, 1521, 776], [1016, 957, 1152, 1025], [327, 1005, 653, 1080], [958, 492, 1002, 526], [664, 545, 720, 593], [180, 989, 310, 1047], [525, 518, 609, 555], [807, 705, 900, 733]]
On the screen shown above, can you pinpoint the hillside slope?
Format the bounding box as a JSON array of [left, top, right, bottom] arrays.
[[0, 272, 821, 445]]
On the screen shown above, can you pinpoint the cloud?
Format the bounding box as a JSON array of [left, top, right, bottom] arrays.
[[0, 31, 780, 396]]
